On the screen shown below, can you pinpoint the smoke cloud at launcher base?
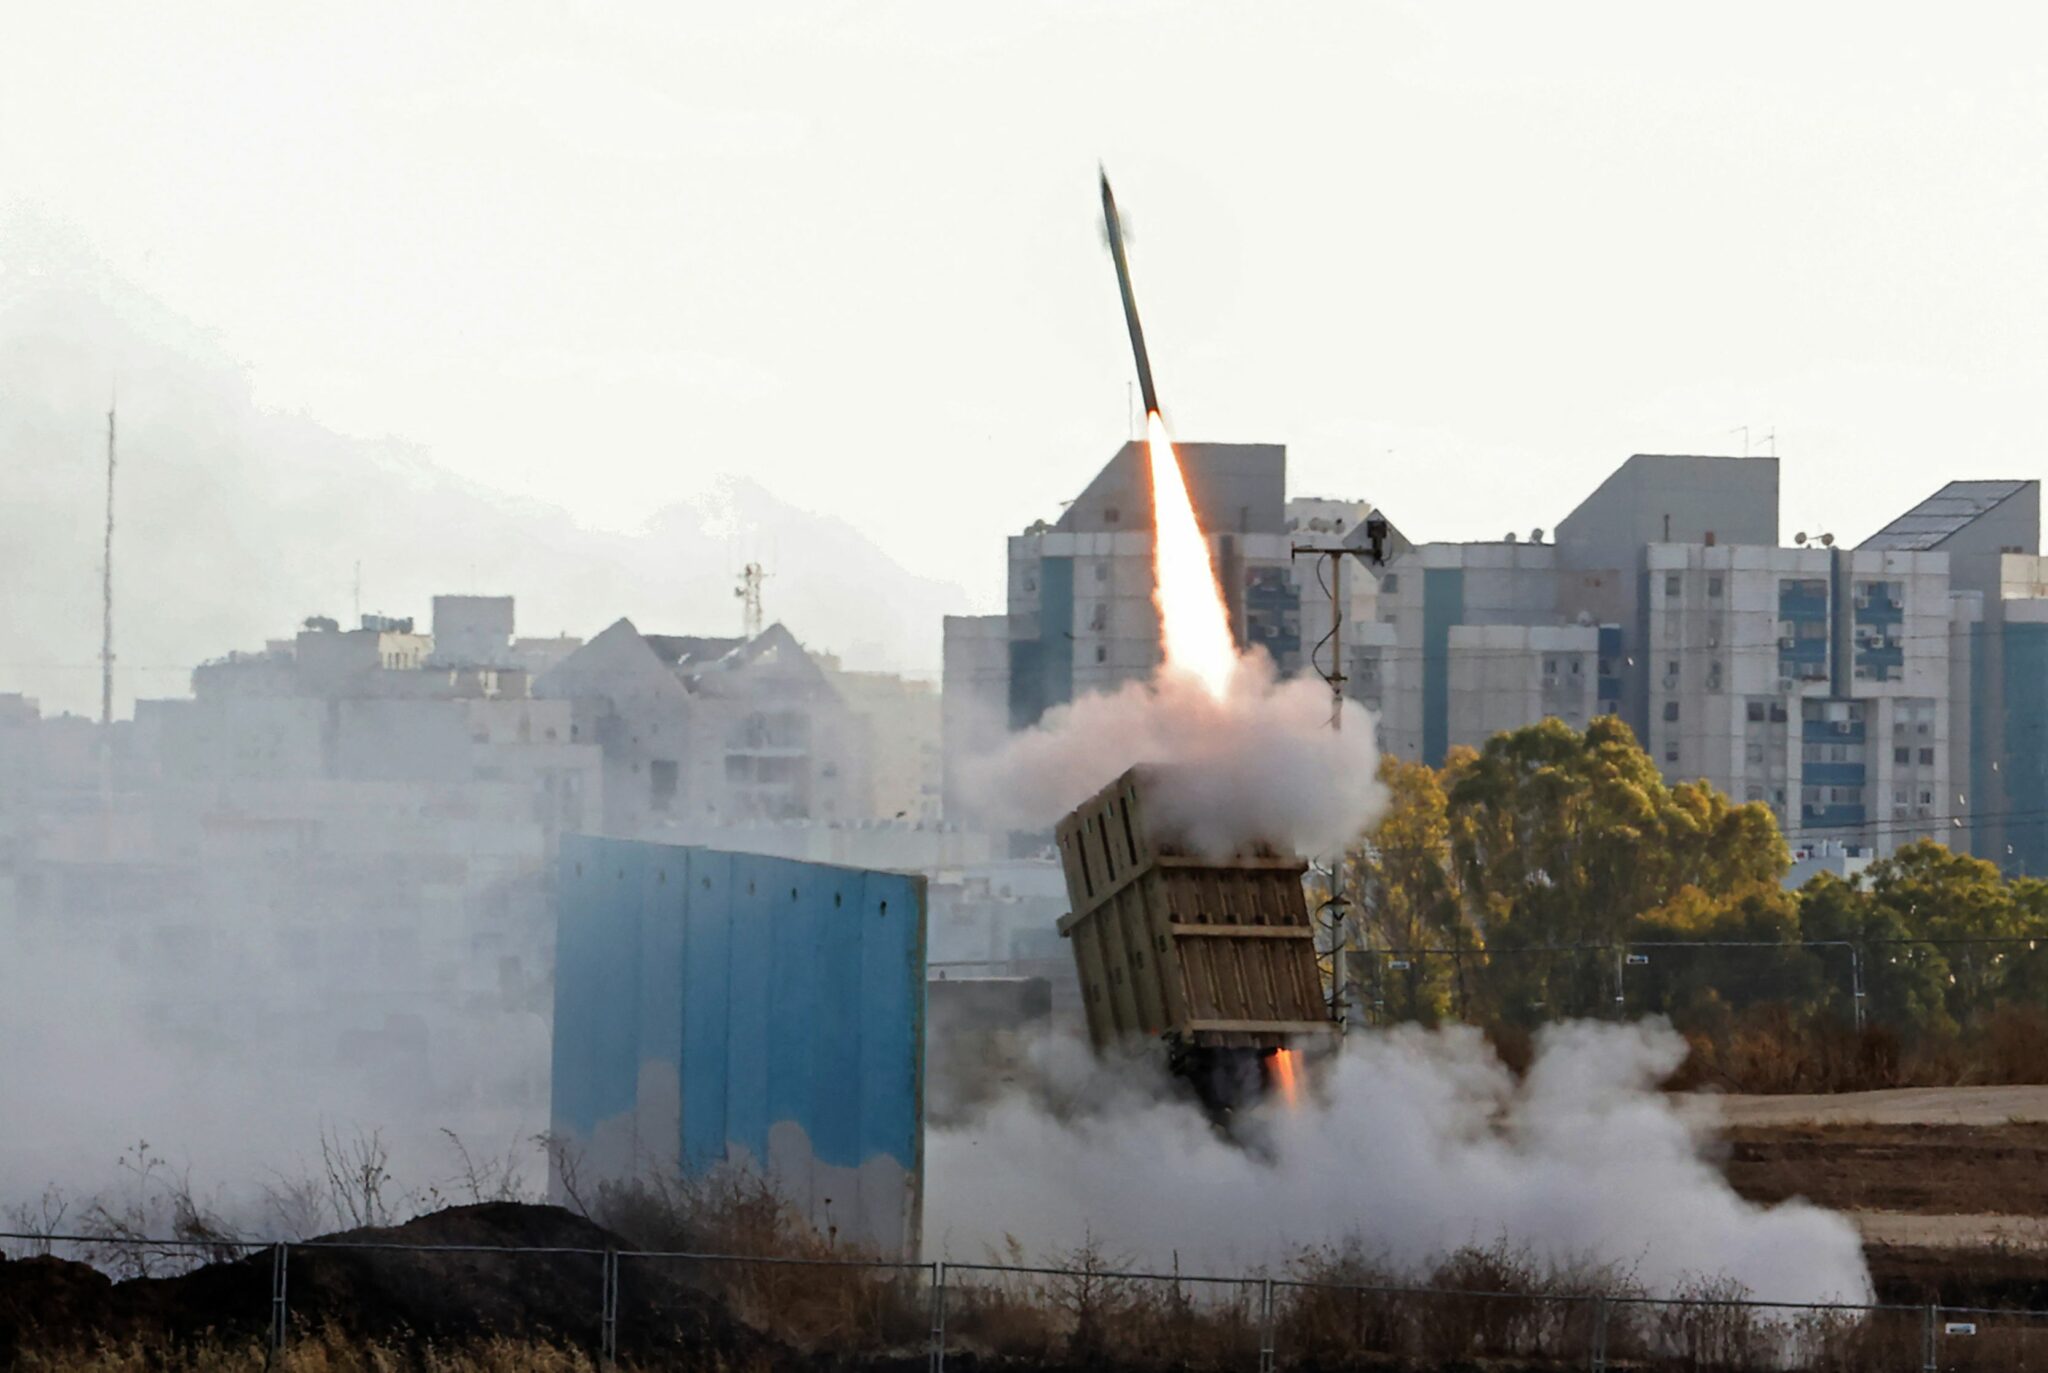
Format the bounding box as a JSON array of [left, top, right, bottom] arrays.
[[962, 650, 1387, 860], [926, 1020, 1873, 1305]]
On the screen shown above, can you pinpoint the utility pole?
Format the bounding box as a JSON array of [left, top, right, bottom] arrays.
[[100, 401, 116, 731], [1291, 512, 1393, 1031], [98, 399, 117, 859]]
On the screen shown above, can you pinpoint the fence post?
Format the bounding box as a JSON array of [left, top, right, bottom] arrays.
[[268, 1241, 288, 1358], [1923, 1302, 1938, 1373], [1257, 1277, 1276, 1373], [1851, 942, 1868, 1032], [1588, 1295, 1607, 1373], [600, 1249, 619, 1368], [928, 1261, 947, 1373]]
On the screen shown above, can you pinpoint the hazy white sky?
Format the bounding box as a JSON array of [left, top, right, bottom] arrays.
[[7, 1, 2048, 617]]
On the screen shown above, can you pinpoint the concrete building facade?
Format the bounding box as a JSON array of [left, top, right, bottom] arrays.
[[1370, 462, 2044, 867]]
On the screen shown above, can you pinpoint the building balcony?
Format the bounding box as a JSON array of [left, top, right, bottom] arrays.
[[1803, 762, 1867, 787]]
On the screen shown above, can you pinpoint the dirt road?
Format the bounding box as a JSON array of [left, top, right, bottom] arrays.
[[1691, 1084, 2048, 1128]]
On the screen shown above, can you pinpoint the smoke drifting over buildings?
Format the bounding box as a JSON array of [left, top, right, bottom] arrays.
[[964, 652, 1384, 860]]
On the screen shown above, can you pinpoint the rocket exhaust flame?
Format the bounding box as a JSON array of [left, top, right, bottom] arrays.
[[1269, 1047, 1300, 1109], [1145, 412, 1236, 700]]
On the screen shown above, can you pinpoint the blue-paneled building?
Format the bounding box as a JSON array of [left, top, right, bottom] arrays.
[[550, 835, 926, 1257]]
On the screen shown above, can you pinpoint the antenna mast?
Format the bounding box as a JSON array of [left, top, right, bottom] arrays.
[[100, 401, 116, 730], [735, 562, 767, 638]]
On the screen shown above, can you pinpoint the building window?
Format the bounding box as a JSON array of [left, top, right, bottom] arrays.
[[1665, 746, 1679, 763], [1095, 646, 1108, 663], [1381, 573, 1400, 594], [1769, 703, 1788, 723], [1094, 562, 1108, 582], [1665, 573, 1682, 597], [1569, 658, 1582, 675], [649, 759, 678, 813], [1919, 747, 1935, 765], [1544, 657, 1558, 674], [1105, 507, 1121, 524], [1895, 747, 1910, 765], [1920, 789, 1934, 805], [1708, 575, 1724, 598], [1747, 702, 1766, 723], [1662, 701, 1680, 722]]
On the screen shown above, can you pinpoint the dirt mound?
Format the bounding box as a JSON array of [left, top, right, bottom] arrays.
[[0, 1202, 774, 1364], [1869, 1242, 2048, 1309], [1723, 1121, 2048, 1217]]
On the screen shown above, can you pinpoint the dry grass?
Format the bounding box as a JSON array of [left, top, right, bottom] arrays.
[[7, 1326, 604, 1373], [591, 1171, 927, 1356]]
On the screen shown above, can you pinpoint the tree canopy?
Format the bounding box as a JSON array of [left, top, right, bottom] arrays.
[[1338, 714, 2048, 1055]]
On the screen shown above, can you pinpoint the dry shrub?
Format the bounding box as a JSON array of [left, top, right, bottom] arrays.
[[1980, 1004, 2048, 1083], [1480, 1022, 1534, 1078], [944, 1236, 1258, 1371], [592, 1170, 924, 1356], [1107, 1272, 1259, 1372], [1277, 1246, 1408, 1365], [7, 1326, 607, 1373], [1275, 1240, 1629, 1371], [1611, 1276, 1812, 1372], [943, 1251, 1065, 1363]]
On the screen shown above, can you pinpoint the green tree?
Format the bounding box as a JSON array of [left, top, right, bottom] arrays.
[[1797, 870, 1954, 1039], [1347, 753, 1468, 1023], [1862, 841, 2036, 1028], [1441, 716, 1789, 1020]]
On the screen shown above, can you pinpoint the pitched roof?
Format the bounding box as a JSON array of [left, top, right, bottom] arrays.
[[642, 634, 745, 670], [1861, 480, 2033, 551]]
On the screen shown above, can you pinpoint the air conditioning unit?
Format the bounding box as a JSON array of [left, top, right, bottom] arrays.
[[1662, 674, 1680, 689], [1834, 722, 1852, 735], [1778, 677, 1796, 693], [1779, 636, 1797, 649], [1889, 596, 1905, 609]]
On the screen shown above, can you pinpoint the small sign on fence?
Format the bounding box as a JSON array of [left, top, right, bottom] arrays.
[[1946, 1322, 1979, 1336]]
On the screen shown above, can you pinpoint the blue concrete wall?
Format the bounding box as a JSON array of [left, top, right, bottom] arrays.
[[551, 835, 926, 1256]]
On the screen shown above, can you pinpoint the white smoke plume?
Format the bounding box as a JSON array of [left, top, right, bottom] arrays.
[[926, 1020, 1871, 1305], [963, 654, 1385, 859]]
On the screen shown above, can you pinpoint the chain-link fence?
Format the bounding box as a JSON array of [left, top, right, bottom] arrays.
[[5, 1229, 2044, 1371]]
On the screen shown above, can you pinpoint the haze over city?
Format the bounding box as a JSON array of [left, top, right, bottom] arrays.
[[10, 5, 2048, 1369], [12, 4, 2048, 715]]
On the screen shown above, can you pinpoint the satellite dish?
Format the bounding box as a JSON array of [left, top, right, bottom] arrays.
[[1794, 532, 1808, 546], [1821, 533, 1836, 547], [1531, 528, 1546, 544]]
